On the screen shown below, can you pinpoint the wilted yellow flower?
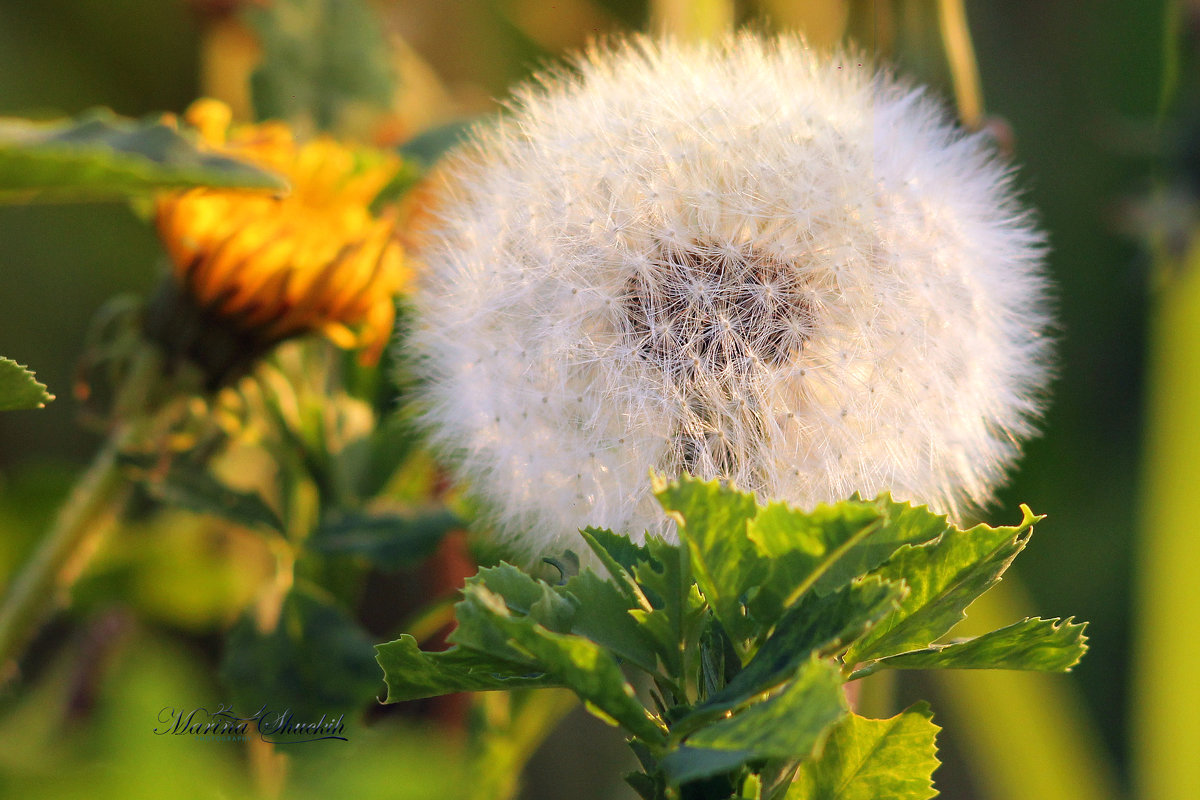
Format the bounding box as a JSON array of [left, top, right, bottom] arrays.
[[153, 99, 409, 383]]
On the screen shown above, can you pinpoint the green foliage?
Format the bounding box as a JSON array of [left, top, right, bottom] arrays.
[[788, 704, 940, 800], [307, 509, 464, 569], [247, 0, 396, 132], [0, 109, 285, 202], [221, 586, 382, 722], [119, 452, 286, 535], [0, 356, 52, 410], [377, 475, 1087, 799]]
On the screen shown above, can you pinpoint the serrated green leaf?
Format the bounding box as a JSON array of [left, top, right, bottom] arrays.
[[306, 509, 461, 569], [375, 634, 557, 702], [630, 536, 706, 678], [469, 587, 668, 744], [563, 569, 662, 675], [788, 704, 940, 800], [682, 657, 846, 762], [248, 0, 396, 132], [121, 453, 286, 534], [655, 474, 766, 648], [0, 110, 285, 202], [814, 496, 954, 595], [220, 587, 381, 720], [580, 526, 653, 609], [846, 507, 1040, 666], [691, 578, 903, 722], [871, 617, 1088, 673], [0, 357, 53, 410], [746, 499, 882, 622]]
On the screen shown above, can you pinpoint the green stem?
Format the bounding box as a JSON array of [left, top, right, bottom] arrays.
[[0, 345, 162, 677], [0, 431, 132, 676]]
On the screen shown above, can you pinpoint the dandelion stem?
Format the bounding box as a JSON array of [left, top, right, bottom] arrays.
[[650, 0, 735, 40], [0, 429, 132, 677], [937, 0, 985, 128]]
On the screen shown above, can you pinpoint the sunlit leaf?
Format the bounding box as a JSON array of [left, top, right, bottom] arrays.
[[654, 474, 766, 647], [0, 110, 285, 202], [846, 507, 1041, 665], [693, 577, 903, 720], [665, 658, 846, 783], [872, 617, 1088, 673], [788, 704, 940, 800], [0, 357, 53, 410]]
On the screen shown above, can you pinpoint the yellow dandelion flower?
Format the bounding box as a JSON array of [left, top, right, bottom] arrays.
[[150, 99, 409, 387]]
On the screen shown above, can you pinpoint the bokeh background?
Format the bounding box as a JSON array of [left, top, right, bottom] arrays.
[[0, 1, 1186, 798]]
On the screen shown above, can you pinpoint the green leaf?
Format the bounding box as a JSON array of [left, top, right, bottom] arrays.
[[746, 499, 882, 622], [655, 474, 766, 647], [248, 0, 396, 132], [376, 635, 557, 702], [846, 507, 1040, 666], [306, 509, 461, 569], [788, 704, 940, 800], [629, 535, 707, 679], [658, 746, 756, 786], [0, 110, 285, 202], [0, 357, 53, 410], [681, 657, 846, 765], [871, 617, 1088, 673], [220, 587, 382, 720], [693, 577, 904, 720], [121, 453, 286, 535], [466, 584, 667, 744], [563, 569, 663, 675], [815, 496, 954, 595], [396, 118, 478, 166]]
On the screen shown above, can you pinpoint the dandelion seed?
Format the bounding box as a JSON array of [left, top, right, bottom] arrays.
[[410, 35, 1051, 556]]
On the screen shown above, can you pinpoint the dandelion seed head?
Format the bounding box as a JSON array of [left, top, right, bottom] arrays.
[[410, 35, 1052, 556]]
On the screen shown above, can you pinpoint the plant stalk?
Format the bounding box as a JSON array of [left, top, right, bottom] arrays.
[[0, 431, 132, 677]]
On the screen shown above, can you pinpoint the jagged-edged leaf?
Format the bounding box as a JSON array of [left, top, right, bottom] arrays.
[[463, 584, 667, 744], [871, 617, 1088, 673], [691, 578, 903, 722], [682, 657, 846, 763], [306, 509, 461, 568], [376, 635, 557, 702], [629, 535, 707, 678], [120, 453, 285, 534], [580, 526, 654, 609], [788, 704, 940, 800], [814, 496, 954, 595], [655, 474, 766, 647], [220, 587, 381, 721], [746, 499, 882, 622], [0, 110, 285, 202], [248, 0, 395, 132], [846, 507, 1041, 665], [563, 569, 662, 675], [0, 357, 53, 410]]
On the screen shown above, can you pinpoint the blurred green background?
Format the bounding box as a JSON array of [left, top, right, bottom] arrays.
[[0, 0, 1182, 798]]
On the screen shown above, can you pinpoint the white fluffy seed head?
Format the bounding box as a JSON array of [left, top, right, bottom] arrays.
[[409, 34, 1052, 558]]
